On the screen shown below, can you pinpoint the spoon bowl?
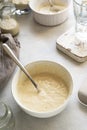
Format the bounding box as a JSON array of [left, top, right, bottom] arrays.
[[78, 80, 87, 106]]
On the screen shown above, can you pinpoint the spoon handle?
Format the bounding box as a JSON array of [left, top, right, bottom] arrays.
[[2, 43, 39, 91], [49, 0, 53, 6]]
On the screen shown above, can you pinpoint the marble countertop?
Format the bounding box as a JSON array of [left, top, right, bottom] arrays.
[[0, 3, 87, 130]]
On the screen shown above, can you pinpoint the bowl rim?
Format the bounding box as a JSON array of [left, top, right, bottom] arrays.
[[29, 0, 70, 16], [12, 60, 73, 117]]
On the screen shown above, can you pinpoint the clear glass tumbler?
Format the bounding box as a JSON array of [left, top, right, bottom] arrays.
[[73, 0, 87, 42], [73, 0, 87, 32], [11, 0, 30, 15], [0, 102, 15, 130]]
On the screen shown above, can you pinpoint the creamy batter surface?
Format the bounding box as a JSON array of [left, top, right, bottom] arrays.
[[37, 3, 67, 14], [16, 73, 69, 112]]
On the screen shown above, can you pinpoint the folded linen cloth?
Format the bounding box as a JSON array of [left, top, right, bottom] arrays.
[[0, 31, 20, 87]]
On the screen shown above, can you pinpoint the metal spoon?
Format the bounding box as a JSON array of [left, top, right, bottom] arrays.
[[2, 43, 39, 92], [48, 0, 60, 12], [78, 80, 87, 106], [48, 0, 54, 7]]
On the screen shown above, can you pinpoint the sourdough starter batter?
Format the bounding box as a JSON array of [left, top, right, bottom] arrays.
[[16, 73, 69, 112]]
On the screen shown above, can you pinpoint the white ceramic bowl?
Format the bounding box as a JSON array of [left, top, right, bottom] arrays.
[[12, 60, 73, 118], [29, 0, 71, 26]]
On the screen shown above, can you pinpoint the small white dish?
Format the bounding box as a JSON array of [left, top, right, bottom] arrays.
[[29, 0, 71, 26]]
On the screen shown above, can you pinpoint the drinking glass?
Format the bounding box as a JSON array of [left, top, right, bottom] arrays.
[[0, 102, 15, 130], [73, 0, 87, 42], [11, 0, 30, 15]]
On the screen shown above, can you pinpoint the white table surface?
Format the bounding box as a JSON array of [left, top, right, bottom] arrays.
[[0, 2, 87, 130]]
